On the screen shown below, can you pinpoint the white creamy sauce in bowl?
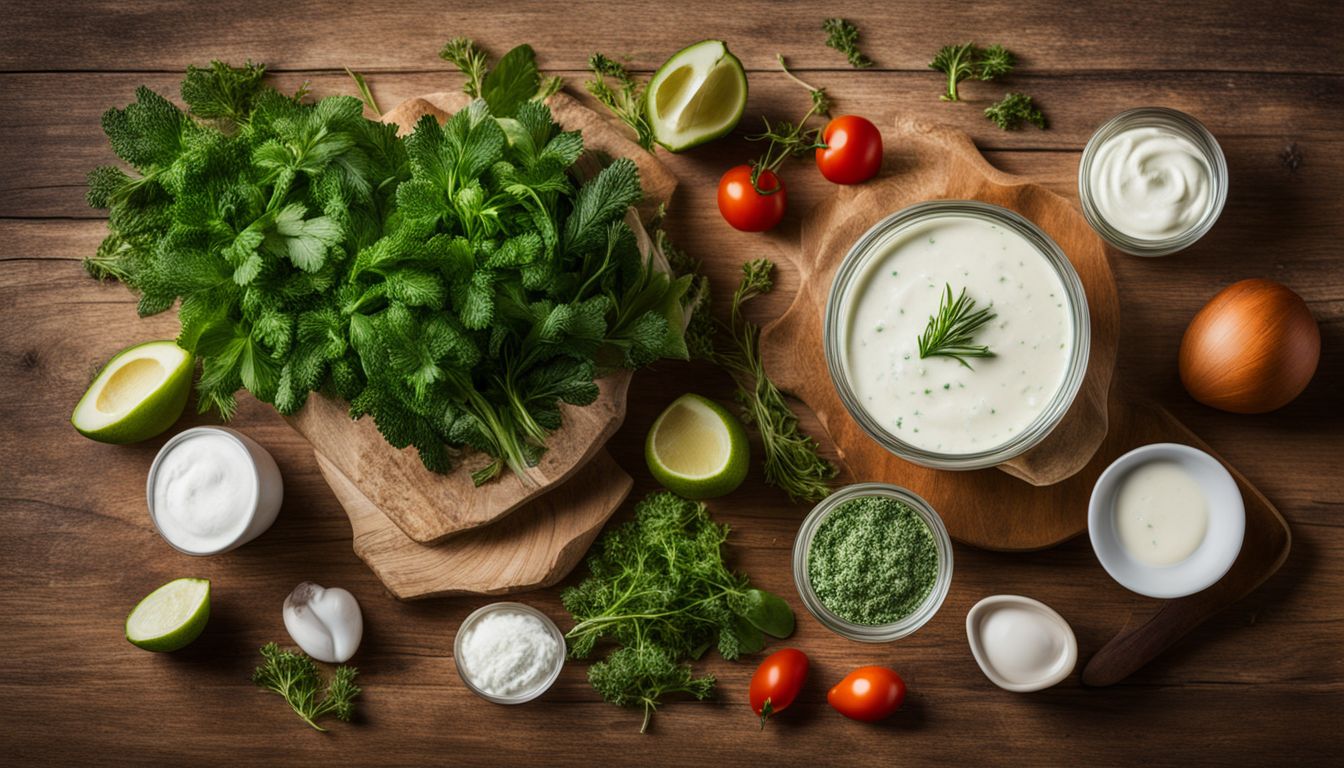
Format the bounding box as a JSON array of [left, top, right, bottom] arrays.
[[1113, 459, 1209, 566], [151, 431, 257, 554], [839, 215, 1074, 455], [1087, 126, 1212, 241]]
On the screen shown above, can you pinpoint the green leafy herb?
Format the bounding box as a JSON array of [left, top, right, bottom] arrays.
[[585, 53, 655, 151], [822, 18, 873, 69], [252, 643, 360, 731], [746, 55, 831, 194], [563, 492, 795, 732], [984, 92, 1046, 130], [86, 56, 690, 483], [917, 283, 997, 369], [928, 43, 1016, 101], [679, 255, 836, 503], [439, 38, 561, 118], [344, 67, 381, 117]]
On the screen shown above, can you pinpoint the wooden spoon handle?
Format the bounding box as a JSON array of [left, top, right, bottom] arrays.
[[1081, 599, 1217, 687]]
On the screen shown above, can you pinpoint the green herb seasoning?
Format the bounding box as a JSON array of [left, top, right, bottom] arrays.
[[807, 495, 938, 625]]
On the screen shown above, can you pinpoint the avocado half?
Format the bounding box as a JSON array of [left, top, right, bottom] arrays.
[[72, 340, 194, 444]]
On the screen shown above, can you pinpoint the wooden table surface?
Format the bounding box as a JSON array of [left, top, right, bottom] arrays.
[[2, 1, 1341, 765]]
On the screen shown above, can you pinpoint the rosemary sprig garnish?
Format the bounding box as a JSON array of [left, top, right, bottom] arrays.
[[917, 284, 997, 369]]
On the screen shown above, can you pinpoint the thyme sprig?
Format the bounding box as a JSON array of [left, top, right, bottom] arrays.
[[917, 284, 997, 369]]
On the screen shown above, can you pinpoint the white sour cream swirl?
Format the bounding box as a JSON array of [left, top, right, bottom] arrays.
[[1087, 126, 1211, 241]]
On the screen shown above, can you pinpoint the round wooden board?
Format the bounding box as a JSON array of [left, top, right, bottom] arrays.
[[762, 117, 1119, 550]]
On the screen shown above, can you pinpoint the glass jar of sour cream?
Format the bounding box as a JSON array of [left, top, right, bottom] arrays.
[[1078, 107, 1228, 257], [824, 201, 1090, 471]]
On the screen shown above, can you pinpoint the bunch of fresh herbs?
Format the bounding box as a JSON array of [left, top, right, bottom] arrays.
[[252, 643, 360, 731], [563, 492, 795, 732], [928, 42, 1047, 131], [86, 48, 692, 483]]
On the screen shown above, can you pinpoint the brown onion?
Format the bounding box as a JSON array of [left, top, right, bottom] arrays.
[[1179, 278, 1319, 413]]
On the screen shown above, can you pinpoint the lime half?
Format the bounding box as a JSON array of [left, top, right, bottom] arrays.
[[126, 578, 210, 652], [646, 393, 749, 499], [645, 40, 747, 152], [72, 340, 194, 444]]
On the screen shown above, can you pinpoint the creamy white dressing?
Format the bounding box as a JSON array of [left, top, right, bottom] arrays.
[[151, 432, 256, 554], [1114, 460, 1209, 566], [839, 215, 1073, 454], [1087, 126, 1211, 241], [979, 605, 1068, 686]]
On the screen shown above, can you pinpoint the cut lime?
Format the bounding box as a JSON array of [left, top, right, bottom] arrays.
[[72, 340, 193, 444], [646, 393, 749, 499], [645, 40, 747, 152], [126, 578, 211, 652]]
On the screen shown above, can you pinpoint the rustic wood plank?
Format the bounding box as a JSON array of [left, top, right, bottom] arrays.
[[3, 69, 1341, 218], [2, 0, 1341, 74], [1, 1, 1342, 764]]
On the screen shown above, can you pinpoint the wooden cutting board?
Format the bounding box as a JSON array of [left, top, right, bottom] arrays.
[[762, 117, 1118, 550], [316, 450, 632, 600]]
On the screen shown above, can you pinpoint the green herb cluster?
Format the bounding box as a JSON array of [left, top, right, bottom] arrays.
[[822, 18, 874, 69], [252, 643, 360, 731], [928, 43, 1047, 132], [585, 53, 656, 151], [807, 495, 938, 625], [563, 492, 795, 732], [86, 51, 693, 483], [917, 283, 998, 369]]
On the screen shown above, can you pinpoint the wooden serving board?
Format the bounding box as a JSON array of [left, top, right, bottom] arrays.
[[316, 450, 632, 600], [762, 116, 1291, 682], [285, 92, 674, 597], [763, 117, 1118, 550]]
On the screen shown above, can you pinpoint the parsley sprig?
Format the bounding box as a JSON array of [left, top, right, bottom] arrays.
[[917, 284, 998, 369], [985, 92, 1047, 130], [252, 643, 360, 731], [822, 18, 874, 69], [929, 43, 1016, 102]]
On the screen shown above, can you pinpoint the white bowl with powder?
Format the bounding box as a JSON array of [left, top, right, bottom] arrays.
[[454, 602, 565, 704]]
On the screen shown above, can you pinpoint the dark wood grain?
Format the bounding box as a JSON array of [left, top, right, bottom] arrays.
[[1, 1, 1342, 766]]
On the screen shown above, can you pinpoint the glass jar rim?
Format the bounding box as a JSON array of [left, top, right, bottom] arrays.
[[1077, 107, 1228, 257], [792, 483, 954, 642], [823, 200, 1091, 471]]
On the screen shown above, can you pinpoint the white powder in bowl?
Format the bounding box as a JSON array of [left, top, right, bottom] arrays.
[[457, 608, 561, 698]]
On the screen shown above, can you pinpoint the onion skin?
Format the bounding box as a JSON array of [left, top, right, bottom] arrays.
[[1179, 279, 1320, 414]]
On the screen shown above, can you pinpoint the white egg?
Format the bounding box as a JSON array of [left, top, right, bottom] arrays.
[[283, 582, 363, 663]]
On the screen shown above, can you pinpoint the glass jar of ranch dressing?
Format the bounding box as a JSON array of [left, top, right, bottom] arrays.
[[1078, 107, 1228, 257], [824, 201, 1091, 471]]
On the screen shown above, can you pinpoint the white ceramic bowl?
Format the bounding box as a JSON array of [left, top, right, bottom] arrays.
[[966, 595, 1077, 692], [1088, 443, 1244, 598], [146, 426, 284, 556]]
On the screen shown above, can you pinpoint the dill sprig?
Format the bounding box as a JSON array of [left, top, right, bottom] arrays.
[[585, 53, 655, 151], [252, 643, 360, 731], [917, 284, 998, 369]]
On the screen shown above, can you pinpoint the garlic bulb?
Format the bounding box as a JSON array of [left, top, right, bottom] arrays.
[[283, 582, 363, 663]]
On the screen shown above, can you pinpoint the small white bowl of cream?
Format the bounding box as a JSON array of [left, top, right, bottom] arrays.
[[1089, 443, 1245, 598], [966, 595, 1077, 693], [1078, 107, 1228, 257], [146, 426, 284, 556], [454, 602, 565, 704]]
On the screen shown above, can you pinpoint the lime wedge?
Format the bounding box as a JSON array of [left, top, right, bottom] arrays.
[[645, 40, 747, 152], [72, 340, 194, 444], [126, 578, 210, 652], [646, 393, 749, 499]]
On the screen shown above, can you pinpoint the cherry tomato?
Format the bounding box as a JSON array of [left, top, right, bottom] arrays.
[[717, 164, 786, 232], [827, 666, 906, 722], [816, 115, 883, 185], [749, 648, 809, 728]]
